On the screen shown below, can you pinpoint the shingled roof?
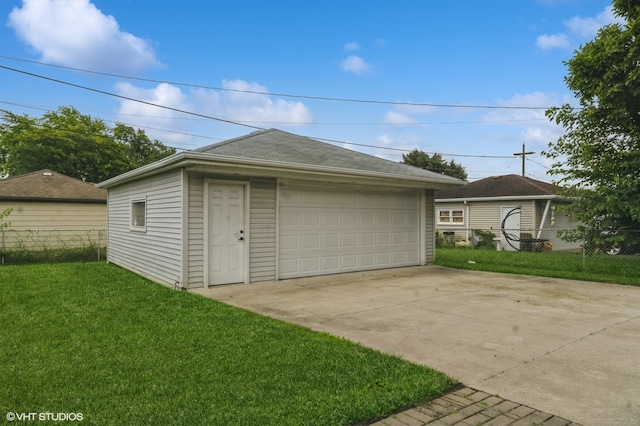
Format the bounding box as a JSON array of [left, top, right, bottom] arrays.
[[194, 128, 463, 182], [99, 129, 465, 190], [0, 170, 107, 203], [436, 174, 562, 200]]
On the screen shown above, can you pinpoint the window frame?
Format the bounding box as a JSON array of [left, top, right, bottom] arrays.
[[130, 198, 147, 232], [437, 208, 465, 225]]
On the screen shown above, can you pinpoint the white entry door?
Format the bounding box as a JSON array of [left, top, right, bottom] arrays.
[[500, 206, 521, 251], [207, 183, 245, 285]]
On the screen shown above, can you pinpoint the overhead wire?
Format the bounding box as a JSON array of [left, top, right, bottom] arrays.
[[0, 55, 565, 110], [0, 64, 265, 131], [0, 63, 553, 169]]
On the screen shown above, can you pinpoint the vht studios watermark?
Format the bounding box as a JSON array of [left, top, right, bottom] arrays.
[[6, 412, 83, 422]]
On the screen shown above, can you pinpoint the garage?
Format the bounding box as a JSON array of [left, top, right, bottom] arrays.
[[99, 128, 463, 289], [278, 185, 422, 279]]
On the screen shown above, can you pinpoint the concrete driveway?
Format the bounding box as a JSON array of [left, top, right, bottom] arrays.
[[194, 266, 640, 426]]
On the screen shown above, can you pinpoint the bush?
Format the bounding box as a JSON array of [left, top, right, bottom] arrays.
[[473, 229, 496, 249]]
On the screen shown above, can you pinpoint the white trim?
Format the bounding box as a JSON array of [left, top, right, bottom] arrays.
[[180, 169, 188, 289], [436, 208, 465, 226], [420, 191, 427, 265], [436, 195, 561, 203], [274, 179, 280, 280], [129, 198, 147, 232], [203, 179, 251, 286], [98, 151, 464, 190]]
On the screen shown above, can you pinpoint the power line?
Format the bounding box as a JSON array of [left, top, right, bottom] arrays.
[[0, 64, 265, 131], [0, 55, 560, 111], [0, 99, 517, 159]]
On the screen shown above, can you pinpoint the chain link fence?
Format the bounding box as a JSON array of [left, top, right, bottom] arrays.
[[436, 227, 640, 282], [0, 229, 106, 265]]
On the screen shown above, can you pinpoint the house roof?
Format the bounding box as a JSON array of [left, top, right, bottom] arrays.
[[99, 129, 465, 190], [0, 169, 107, 203], [435, 174, 563, 201]]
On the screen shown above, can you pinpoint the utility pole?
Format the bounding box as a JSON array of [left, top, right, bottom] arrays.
[[513, 143, 534, 177]]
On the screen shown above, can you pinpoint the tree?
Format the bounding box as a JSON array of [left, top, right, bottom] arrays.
[[401, 149, 467, 180], [544, 0, 640, 246], [0, 207, 12, 230], [0, 106, 176, 182], [112, 123, 176, 170]]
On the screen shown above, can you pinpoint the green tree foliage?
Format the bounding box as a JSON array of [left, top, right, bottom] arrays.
[[401, 149, 467, 180], [0, 106, 176, 183], [544, 0, 640, 242], [0, 207, 12, 229]]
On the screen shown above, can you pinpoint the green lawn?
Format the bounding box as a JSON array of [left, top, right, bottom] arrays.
[[0, 263, 455, 425], [435, 247, 640, 286]]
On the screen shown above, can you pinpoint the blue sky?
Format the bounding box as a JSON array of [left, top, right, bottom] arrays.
[[0, 0, 621, 181]]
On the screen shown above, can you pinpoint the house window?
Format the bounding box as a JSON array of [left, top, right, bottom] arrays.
[[130, 199, 146, 231], [438, 209, 464, 225]]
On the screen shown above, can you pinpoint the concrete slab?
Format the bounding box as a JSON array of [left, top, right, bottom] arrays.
[[193, 265, 640, 426]]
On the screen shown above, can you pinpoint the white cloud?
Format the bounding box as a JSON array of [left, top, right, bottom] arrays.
[[8, 0, 161, 73], [115, 79, 313, 144], [344, 41, 360, 51], [373, 38, 386, 47], [483, 91, 569, 148], [214, 79, 313, 124], [566, 6, 622, 38], [537, 5, 624, 51], [384, 111, 416, 125], [536, 33, 571, 50], [371, 133, 424, 160], [115, 82, 193, 143], [384, 103, 435, 126], [340, 55, 372, 75]]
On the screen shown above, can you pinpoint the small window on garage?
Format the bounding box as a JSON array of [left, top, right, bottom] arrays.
[[130, 199, 147, 231], [438, 209, 464, 225]]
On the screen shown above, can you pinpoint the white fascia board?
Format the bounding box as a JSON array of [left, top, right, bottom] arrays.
[[96, 152, 191, 188], [98, 151, 465, 189], [435, 195, 562, 203]]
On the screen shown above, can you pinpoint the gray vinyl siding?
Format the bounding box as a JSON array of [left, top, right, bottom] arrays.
[[106, 169, 183, 286], [186, 173, 205, 288], [249, 179, 277, 282], [424, 189, 435, 263], [186, 174, 277, 288], [436, 200, 536, 239], [435, 202, 468, 241]]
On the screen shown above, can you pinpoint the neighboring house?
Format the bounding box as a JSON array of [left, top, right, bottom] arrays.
[[0, 169, 107, 248], [435, 174, 579, 251], [97, 129, 464, 289]]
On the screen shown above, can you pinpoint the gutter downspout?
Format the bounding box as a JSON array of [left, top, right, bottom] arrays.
[[464, 200, 470, 240], [536, 199, 552, 239]]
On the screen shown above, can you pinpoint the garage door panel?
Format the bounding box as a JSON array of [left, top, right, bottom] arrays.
[[279, 187, 421, 279]]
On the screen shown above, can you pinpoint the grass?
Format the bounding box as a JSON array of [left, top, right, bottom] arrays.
[[0, 263, 455, 425], [435, 247, 640, 286], [0, 246, 106, 264]]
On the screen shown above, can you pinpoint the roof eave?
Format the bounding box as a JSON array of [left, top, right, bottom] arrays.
[[98, 152, 465, 190], [436, 194, 565, 203]]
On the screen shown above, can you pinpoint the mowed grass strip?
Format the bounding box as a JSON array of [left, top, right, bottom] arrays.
[[435, 247, 640, 286], [0, 263, 455, 425]]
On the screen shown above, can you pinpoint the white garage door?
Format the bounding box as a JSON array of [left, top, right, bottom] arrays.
[[278, 186, 421, 279]]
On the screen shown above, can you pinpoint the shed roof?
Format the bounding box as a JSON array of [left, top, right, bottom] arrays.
[[0, 169, 107, 203], [435, 174, 562, 200], [99, 129, 465, 189], [194, 129, 462, 182]]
